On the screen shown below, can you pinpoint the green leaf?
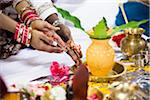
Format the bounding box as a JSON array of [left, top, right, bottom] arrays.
[[111, 20, 148, 36], [92, 17, 109, 39], [54, 5, 85, 31]]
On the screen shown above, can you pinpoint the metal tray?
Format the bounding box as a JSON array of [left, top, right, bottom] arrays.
[[89, 62, 126, 82]]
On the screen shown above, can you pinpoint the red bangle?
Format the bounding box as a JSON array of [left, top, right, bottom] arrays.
[[17, 24, 24, 43], [26, 27, 32, 46], [20, 7, 36, 18], [24, 14, 38, 24], [19, 6, 41, 26], [23, 26, 29, 45], [14, 22, 32, 47], [14, 23, 20, 40], [21, 26, 25, 44], [21, 11, 34, 21]]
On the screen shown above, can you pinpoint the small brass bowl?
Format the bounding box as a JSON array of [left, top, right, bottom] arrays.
[[89, 62, 126, 83]]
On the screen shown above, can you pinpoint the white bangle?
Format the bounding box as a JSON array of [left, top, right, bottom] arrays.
[[52, 19, 62, 27]]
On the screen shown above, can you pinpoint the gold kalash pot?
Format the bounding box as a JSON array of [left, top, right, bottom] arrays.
[[120, 28, 146, 57]]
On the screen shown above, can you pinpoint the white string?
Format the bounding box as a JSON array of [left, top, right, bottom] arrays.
[[118, 0, 129, 24]]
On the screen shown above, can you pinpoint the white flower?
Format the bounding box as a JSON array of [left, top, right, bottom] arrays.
[[50, 86, 66, 100]]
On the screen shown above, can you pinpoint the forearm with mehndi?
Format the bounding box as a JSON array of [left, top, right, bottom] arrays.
[[45, 7, 82, 64], [46, 13, 59, 24], [46, 14, 70, 42]]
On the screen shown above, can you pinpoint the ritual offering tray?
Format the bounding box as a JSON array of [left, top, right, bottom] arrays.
[[89, 62, 126, 83]]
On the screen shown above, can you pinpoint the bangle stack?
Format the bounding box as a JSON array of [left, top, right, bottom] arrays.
[[13, 0, 41, 26], [20, 7, 41, 26], [14, 23, 32, 47]]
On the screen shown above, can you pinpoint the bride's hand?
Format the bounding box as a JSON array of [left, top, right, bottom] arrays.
[[57, 24, 82, 57], [31, 29, 64, 53], [31, 20, 60, 32]]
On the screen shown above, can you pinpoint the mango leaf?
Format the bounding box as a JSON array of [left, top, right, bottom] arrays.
[[111, 20, 148, 36], [54, 5, 85, 31], [91, 17, 109, 39]]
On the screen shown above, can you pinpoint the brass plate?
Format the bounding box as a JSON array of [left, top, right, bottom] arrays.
[[89, 62, 126, 82]]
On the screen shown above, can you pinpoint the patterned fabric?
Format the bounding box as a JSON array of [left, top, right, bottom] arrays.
[[0, 0, 13, 3], [0, 0, 13, 10], [0, 3, 23, 59]]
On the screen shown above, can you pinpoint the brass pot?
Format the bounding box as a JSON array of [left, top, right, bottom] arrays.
[[120, 28, 146, 57]]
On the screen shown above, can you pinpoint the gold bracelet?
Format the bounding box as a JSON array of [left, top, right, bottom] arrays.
[[13, 0, 31, 8], [20, 6, 35, 17]]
